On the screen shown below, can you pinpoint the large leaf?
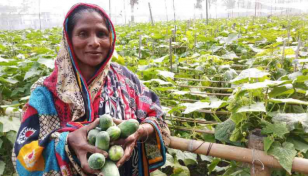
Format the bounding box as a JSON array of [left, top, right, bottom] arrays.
[[287, 137, 308, 153], [0, 116, 21, 132], [236, 102, 266, 113], [37, 58, 55, 69], [261, 122, 289, 138], [158, 70, 175, 79], [241, 80, 285, 90], [231, 68, 269, 84], [269, 98, 308, 106], [215, 119, 235, 143], [268, 142, 297, 174], [272, 113, 308, 133], [24, 69, 41, 80], [181, 102, 210, 114], [0, 161, 5, 175]]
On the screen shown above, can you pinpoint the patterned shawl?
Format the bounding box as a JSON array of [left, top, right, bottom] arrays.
[[13, 3, 170, 176]]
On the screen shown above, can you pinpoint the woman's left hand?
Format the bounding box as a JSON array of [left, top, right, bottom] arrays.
[[112, 119, 153, 167]]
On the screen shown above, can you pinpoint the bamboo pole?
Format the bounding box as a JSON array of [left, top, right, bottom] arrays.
[[177, 85, 233, 91], [165, 116, 218, 124], [174, 77, 230, 83], [169, 38, 173, 72], [248, 130, 271, 176], [168, 136, 308, 174], [162, 105, 230, 115], [139, 35, 142, 59], [169, 126, 214, 134], [148, 2, 154, 26]]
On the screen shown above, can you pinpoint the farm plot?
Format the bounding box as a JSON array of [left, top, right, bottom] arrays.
[[1, 15, 308, 175]]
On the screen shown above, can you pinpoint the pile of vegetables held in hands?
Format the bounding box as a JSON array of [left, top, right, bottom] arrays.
[[87, 114, 140, 176]]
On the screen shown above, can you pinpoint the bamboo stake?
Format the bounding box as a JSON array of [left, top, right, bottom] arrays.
[[174, 77, 230, 83], [248, 130, 271, 176], [189, 92, 232, 96], [168, 136, 308, 174], [169, 38, 173, 72], [139, 35, 142, 59], [165, 117, 218, 125], [169, 126, 214, 134], [177, 85, 233, 91], [148, 2, 154, 26]]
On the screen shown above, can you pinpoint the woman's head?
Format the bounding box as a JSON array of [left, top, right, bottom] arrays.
[[65, 4, 113, 72]]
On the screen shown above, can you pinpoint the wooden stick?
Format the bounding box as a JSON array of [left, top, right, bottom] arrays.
[[169, 38, 173, 72], [248, 129, 271, 176], [175, 77, 230, 83], [168, 136, 308, 174], [189, 92, 232, 96], [162, 105, 230, 115], [177, 85, 233, 91], [169, 126, 214, 134], [139, 35, 142, 59], [148, 2, 154, 26], [165, 116, 219, 124]]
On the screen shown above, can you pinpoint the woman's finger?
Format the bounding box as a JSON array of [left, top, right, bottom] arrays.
[[84, 144, 108, 158], [79, 151, 100, 174], [113, 118, 122, 125], [116, 144, 134, 167], [111, 138, 126, 146], [86, 118, 100, 131]]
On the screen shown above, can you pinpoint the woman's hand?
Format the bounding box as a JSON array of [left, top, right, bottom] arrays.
[[112, 119, 154, 167], [67, 118, 108, 174]]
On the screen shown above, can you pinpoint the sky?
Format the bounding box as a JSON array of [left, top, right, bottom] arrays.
[[0, 0, 307, 29]]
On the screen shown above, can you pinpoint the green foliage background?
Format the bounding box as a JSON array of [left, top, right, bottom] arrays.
[[1, 15, 308, 175]]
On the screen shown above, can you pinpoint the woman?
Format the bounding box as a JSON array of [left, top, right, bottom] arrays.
[[13, 3, 170, 176]]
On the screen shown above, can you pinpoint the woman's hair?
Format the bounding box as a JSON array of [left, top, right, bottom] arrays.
[[66, 5, 109, 41]]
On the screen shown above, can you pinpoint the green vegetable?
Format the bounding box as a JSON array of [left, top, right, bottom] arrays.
[[87, 128, 100, 145], [118, 119, 139, 138], [99, 114, 113, 131], [106, 126, 121, 141], [101, 160, 120, 176], [108, 145, 124, 162], [95, 131, 110, 151], [88, 153, 105, 170]]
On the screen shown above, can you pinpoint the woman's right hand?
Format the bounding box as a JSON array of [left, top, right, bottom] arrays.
[[67, 118, 108, 174]]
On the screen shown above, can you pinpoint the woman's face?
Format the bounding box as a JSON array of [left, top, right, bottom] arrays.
[[71, 11, 111, 69]]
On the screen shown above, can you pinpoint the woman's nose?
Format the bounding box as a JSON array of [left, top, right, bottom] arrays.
[[89, 35, 100, 47]]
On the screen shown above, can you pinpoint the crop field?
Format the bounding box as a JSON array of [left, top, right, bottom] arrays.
[[1, 15, 308, 175]]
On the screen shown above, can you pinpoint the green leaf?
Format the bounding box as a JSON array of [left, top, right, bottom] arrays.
[[150, 170, 167, 176], [215, 119, 235, 143], [199, 154, 213, 162], [24, 69, 41, 80], [272, 113, 308, 133], [6, 131, 17, 144], [287, 136, 308, 153], [269, 98, 308, 106], [0, 138, 3, 148], [182, 152, 198, 166], [0, 160, 5, 175], [37, 58, 55, 69], [231, 68, 269, 84], [269, 85, 294, 97], [261, 122, 289, 138], [236, 102, 266, 113], [241, 80, 285, 90], [0, 116, 21, 132], [208, 158, 221, 174], [268, 142, 297, 174], [264, 136, 274, 153]]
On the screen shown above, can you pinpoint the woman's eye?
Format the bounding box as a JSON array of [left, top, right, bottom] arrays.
[[97, 31, 108, 38], [79, 32, 87, 38]]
